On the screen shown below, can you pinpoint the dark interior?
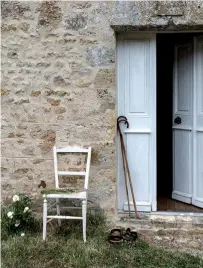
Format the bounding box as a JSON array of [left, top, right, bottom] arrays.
[[156, 33, 203, 212], [157, 34, 174, 199]]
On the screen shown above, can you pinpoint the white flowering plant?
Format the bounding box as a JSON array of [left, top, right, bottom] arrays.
[[2, 193, 35, 237]]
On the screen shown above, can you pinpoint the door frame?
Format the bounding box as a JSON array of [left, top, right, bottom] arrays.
[[192, 35, 203, 208], [116, 31, 203, 213]]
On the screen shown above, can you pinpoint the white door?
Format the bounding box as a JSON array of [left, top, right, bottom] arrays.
[[117, 33, 156, 212], [172, 41, 193, 204], [193, 36, 203, 208]]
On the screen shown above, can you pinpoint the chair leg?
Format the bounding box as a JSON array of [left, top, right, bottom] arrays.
[[43, 197, 47, 241], [56, 198, 61, 227], [82, 200, 87, 242]]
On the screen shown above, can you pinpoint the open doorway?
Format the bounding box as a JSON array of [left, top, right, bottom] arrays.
[[156, 33, 203, 212]]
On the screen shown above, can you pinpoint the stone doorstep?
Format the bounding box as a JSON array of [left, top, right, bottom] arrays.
[[137, 227, 203, 237], [114, 213, 203, 252], [116, 212, 203, 229]]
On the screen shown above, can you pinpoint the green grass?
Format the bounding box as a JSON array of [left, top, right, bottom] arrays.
[[1, 213, 203, 268]]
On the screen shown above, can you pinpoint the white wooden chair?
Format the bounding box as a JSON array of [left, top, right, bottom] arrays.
[[42, 146, 91, 242]]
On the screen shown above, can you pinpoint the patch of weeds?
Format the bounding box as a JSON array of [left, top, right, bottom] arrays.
[[55, 91, 67, 97]]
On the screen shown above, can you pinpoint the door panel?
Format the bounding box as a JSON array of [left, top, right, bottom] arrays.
[[128, 41, 146, 113], [125, 134, 149, 211], [173, 131, 192, 203], [117, 33, 156, 212], [193, 36, 203, 208], [172, 42, 193, 204]]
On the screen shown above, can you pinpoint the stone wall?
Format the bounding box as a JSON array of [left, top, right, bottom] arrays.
[[1, 1, 203, 214]]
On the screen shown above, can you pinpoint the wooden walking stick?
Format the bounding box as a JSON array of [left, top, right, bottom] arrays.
[[117, 117, 130, 215], [121, 135, 131, 216], [121, 135, 139, 218], [117, 116, 139, 218]]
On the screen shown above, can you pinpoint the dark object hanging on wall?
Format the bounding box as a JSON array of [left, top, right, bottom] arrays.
[[38, 180, 46, 189]]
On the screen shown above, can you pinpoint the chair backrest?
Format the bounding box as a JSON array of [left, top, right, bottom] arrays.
[[53, 146, 91, 191]]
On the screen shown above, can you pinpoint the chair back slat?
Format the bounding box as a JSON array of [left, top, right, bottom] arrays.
[[56, 147, 89, 153], [53, 146, 91, 190], [57, 171, 86, 176]]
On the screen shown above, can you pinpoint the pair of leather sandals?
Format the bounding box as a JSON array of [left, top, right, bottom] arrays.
[[108, 228, 138, 244]]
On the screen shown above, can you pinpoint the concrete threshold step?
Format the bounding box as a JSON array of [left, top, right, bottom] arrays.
[[113, 214, 203, 252], [114, 225, 203, 238], [136, 227, 203, 236], [110, 213, 203, 253], [116, 213, 203, 228]]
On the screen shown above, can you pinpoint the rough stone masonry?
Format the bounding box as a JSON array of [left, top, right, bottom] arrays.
[[1, 1, 203, 215]]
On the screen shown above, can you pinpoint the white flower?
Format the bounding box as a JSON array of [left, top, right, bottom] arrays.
[[7, 211, 14, 219], [15, 221, 20, 227], [21, 233, 25, 237], [13, 195, 20, 202], [23, 207, 29, 213]]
